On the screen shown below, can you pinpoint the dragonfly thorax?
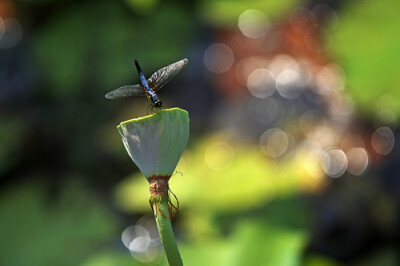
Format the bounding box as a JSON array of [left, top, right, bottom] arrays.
[[153, 100, 162, 108]]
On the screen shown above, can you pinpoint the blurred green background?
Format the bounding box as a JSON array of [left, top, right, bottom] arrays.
[[1, 0, 399, 265]]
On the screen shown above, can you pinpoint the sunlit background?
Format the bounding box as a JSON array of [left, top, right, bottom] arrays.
[[1, 0, 399, 265]]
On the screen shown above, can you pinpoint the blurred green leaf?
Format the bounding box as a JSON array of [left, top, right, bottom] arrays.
[[114, 134, 323, 242], [179, 220, 306, 266], [178, 237, 230, 266], [115, 134, 322, 214], [15, 0, 60, 3], [354, 248, 399, 266], [32, 1, 194, 98], [227, 221, 305, 266], [331, 0, 400, 115], [0, 115, 25, 176], [82, 251, 152, 266], [123, 0, 160, 15], [0, 181, 117, 266], [32, 4, 90, 97], [199, 0, 299, 26], [303, 255, 340, 266]]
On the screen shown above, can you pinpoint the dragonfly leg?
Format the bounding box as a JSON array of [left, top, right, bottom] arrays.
[[147, 104, 153, 115]]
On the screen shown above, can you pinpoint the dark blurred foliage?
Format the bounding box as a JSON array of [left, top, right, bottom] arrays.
[[1, 0, 400, 265]]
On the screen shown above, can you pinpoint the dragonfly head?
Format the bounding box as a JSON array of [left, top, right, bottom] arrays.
[[154, 100, 162, 108]]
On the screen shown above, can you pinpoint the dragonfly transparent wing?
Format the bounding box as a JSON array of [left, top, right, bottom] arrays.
[[147, 58, 188, 92], [105, 84, 145, 99]]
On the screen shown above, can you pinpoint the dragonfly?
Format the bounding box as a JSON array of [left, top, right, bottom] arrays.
[[105, 58, 188, 110]]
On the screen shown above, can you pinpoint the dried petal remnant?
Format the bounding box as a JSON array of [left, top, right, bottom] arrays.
[[149, 176, 170, 197]]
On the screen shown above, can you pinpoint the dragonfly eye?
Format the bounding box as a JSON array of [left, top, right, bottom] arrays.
[[154, 100, 162, 108]]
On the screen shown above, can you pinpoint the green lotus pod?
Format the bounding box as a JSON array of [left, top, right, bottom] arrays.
[[117, 108, 189, 179]]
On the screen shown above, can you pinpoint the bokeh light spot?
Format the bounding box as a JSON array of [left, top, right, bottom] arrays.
[[260, 128, 289, 158], [129, 236, 150, 253], [371, 127, 395, 155], [375, 94, 398, 114], [236, 56, 269, 85], [121, 218, 162, 263], [289, 7, 318, 35], [314, 64, 345, 101], [205, 141, 235, 171], [276, 69, 304, 99], [269, 54, 299, 76], [375, 109, 398, 129], [238, 9, 270, 39], [346, 147, 368, 176], [247, 68, 276, 98], [321, 149, 348, 178], [0, 18, 22, 49], [312, 4, 339, 31], [121, 225, 149, 249], [307, 126, 338, 149], [0, 17, 5, 40], [204, 43, 234, 73]]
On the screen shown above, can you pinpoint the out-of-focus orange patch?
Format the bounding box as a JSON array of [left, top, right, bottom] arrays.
[[0, 0, 15, 19]]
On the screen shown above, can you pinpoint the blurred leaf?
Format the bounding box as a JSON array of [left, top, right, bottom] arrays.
[[32, 1, 194, 98], [32, 4, 90, 97], [179, 238, 230, 266], [179, 220, 306, 266], [247, 196, 312, 230], [114, 133, 324, 241], [0, 180, 117, 266], [15, 0, 60, 3], [0, 115, 25, 176], [115, 134, 324, 214], [303, 255, 340, 266], [331, 0, 400, 115], [354, 248, 399, 266], [82, 251, 153, 266], [227, 221, 305, 266], [200, 0, 299, 26], [123, 0, 160, 15]]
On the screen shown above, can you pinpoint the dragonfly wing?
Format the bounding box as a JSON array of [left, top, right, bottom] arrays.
[[147, 58, 188, 92], [105, 84, 145, 99]]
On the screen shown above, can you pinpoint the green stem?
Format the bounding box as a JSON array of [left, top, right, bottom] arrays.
[[152, 195, 183, 266]]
